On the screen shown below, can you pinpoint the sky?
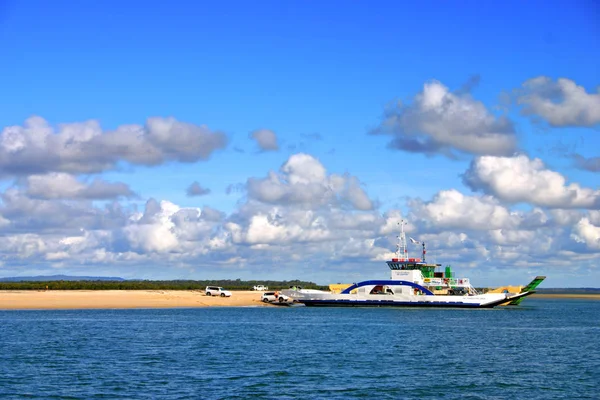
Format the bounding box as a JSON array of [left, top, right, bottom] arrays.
[[0, 0, 599, 287]]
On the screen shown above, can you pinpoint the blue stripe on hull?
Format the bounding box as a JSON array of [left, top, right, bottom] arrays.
[[300, 299, 489, 308]]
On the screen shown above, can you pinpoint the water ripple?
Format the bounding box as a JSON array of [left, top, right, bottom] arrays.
[[0, 299, 598, 399]]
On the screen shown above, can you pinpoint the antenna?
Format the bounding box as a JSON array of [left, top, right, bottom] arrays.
[[398, 220, 407, 261]]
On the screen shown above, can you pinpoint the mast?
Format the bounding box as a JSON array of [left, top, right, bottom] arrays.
[[397, 220, 407, 261]]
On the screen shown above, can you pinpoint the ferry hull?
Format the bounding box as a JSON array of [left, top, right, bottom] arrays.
[[285, 291, 534, 309]]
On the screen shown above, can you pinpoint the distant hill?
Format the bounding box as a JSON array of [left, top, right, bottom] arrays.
[[0, 275, 125, 282]]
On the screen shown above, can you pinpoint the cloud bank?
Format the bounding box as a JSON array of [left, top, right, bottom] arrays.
[[0, 116, 228, 177], [370, 80, 517, 157]]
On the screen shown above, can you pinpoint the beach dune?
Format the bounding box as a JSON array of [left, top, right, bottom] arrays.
[[0, 290, 268, 310]]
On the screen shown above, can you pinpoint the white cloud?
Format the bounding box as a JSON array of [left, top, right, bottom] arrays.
[[464, 154, 600, 209], [250, 129, 279, 151], [549, 209, 584, 226], [517, 76, 600, 127], [371, 80, 517, 157], [379, 210, 405, 235], [411, 189, 519, 230], [45, 251, 70, 261], [26, 173, 134, 200], [329, 211, 379, 231], [0, 116, 228, 178], [123, 200, 181, 253], [2, 234, 47, 258], [282, 153, 326, 184], [245, 213, 328, 245], [571, 218, 600, 250], [0, 187, 123, 234], [0, 141, 598, 284], [247, 153, 374, 210], [588, 211, 600, 226], [488, 229, 536, 245]]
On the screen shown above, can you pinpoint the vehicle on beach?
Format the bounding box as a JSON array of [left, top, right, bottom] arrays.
[[281, 221, 544, 309], [205, 286, 232, 297], [261, 291, 291, 303], [253, 285, 268, 291]]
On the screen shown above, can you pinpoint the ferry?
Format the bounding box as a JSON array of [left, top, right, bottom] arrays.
[[282, 221, 543, 308]]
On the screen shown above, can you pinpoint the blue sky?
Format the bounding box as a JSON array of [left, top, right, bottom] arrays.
[[0, 0, 599, 287]]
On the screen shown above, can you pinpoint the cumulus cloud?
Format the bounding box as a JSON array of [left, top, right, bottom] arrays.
[[25, 173, 134, 200], [250, 129, 279, 151], [0, 187, 128, 234], [123, 200, 182, 253], [588, 211, 600, 226], [370, 79, 517, 157], [247, 153, 374, 210], [3, 233, 47, 259], [571, 218, 600, 250], [115, 199, 236, 258], [517, 76, 600, 127], [186, 181, 211, 197], [464, 154, 600, 209], [244, 213, 329, 245], [0, 116, 228, 177], [0, 140, 598, 283], [222, 203, 389, 258], [411, 189, 519, 231], [549, 209, 583, 226], [488, 229, 536, 246]]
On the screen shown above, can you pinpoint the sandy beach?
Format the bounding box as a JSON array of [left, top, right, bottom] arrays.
[[0, 290, 271, 310], [1, 290, 599, 310]]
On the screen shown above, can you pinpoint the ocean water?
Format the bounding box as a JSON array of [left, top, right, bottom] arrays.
[[0, 298, 598, 399]]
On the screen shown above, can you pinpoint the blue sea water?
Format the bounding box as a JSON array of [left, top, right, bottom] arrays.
[[0, 298, 598, 399]]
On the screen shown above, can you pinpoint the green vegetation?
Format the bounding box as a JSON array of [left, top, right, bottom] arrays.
[[0, 279, 328, 291]]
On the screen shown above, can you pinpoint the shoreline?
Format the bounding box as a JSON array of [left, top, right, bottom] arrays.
[[1, 290, 599, 310], [0, 290, 270, 310]]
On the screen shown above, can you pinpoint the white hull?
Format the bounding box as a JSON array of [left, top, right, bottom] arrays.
[[282, 289, 533, 308]]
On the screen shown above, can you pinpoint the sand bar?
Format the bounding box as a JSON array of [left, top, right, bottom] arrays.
[[0, 290, 270, 310], [1, 290, 599, 310]]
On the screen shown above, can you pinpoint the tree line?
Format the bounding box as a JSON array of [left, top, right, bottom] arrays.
[[0, 279, 328, 291]]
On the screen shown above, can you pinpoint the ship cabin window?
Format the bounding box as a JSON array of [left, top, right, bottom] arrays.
[[370, 285, 385, 295]]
